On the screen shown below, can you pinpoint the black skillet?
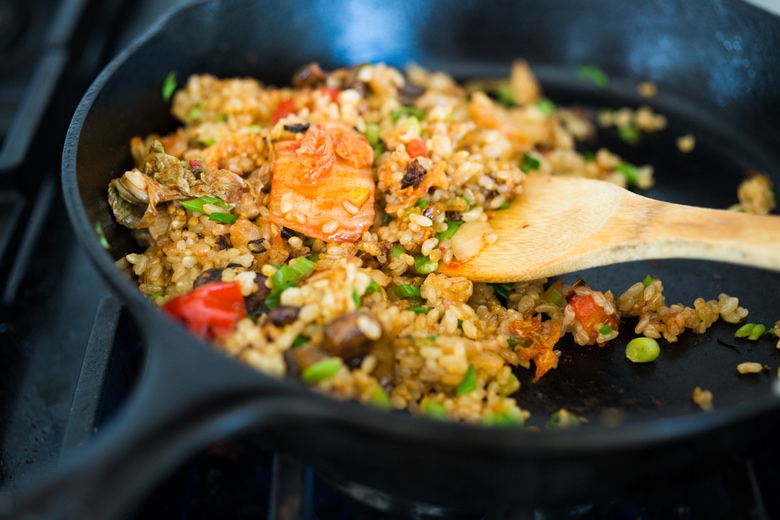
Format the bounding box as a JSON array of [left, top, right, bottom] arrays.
[[7, 0, 780, 518]]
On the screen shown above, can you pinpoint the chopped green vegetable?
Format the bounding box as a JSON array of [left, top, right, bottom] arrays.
[[520, 152, 541, 172], [391, 106, 425, 123], [583, 151, 596, 162], [394, 284, 421, 299], [422, 401, 447, 420], [366, 280, 381, 295], [187, 104, 203, 121], [181, 196, 231, 213], [352, 288, 362, 308], [408, 306, 429, 314], [615, 162, 639, 185], [436, 220, 464, 242], [576, 65, 609, 88], [162, 71, 177, 102], [266, 258, 316, 309], [365, 123, 381, 146], [545, 289, 564, 305], [642, 274, 654, 287], [94, 221, 110, 249], [749, 323, 767, 341], [533, 98, 556, 116], [498, 201, 510, 210], [208, 212, 238, 224], [292, 335, 307, 348], [301, 358, 343, 383], [618, 124, 641, 146], [599, 325, 613, 335], [456, 364, 477, 396], [497, 84, 514, 106], [415, 198, 429, 210], [392, 245, 404, 258], [546, 409, 580, 429], [491, 282, 512, 300], [369, 386, 392, 410], [414, 255, 439, 274], [625, 337, 660, 363], [507, 338, 519, 347], [397, 115, 422, 135], [735, 323, 756, 338], [149, 290, 164, 300]]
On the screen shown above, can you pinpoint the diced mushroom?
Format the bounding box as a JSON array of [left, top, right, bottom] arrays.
[[268, 305, 301, 327], [244, 273, 270, 316], [323, 311, 383, 365], [193, 268, 225, 288]]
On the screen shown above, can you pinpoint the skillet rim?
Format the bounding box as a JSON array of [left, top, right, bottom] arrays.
[[60, 0, 780, 455]]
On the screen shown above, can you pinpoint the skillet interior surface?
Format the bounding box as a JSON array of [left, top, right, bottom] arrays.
[[59, 0, 780, 511]]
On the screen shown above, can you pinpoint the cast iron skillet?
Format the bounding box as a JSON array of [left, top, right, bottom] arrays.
[[7, 0, 780, 518]]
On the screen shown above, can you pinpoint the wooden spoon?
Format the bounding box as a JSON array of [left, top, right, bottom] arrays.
[[440, 175, 780, 282]]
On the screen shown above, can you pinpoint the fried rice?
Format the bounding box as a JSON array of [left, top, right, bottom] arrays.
[[107, 60, 764, 425]]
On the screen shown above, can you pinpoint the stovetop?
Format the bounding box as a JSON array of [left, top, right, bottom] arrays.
[[0, 0, 779, 519]]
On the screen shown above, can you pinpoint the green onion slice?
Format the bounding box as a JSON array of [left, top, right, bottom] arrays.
[[422, 401, 447, 420], [414, 255, 439, 274], [408, 306, 429, 314], [576, 65, 609, 88], [162, 71, 177, 102], [394, 284, 421, 299], [208, 212, 238, 224], [302, 358, 343, 383], [615, 162, 639, 185], [391, 106, 425, 123], [521, 152, 541, 172], [436, 220, 464, 242], [456, 364, 477, 396], [181, 196, 231, 213]]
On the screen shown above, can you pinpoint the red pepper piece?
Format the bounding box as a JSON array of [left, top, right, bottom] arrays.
[[163, 281, 246, 339], [406, 138, 428, 159]]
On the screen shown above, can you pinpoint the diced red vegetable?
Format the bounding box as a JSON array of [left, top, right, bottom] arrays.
[[567, 292, 619, 345], [272, 97, 297, 124], [314, 87, 340, 102], [406, 138, 428, 159], [163, 281, 246, 339]]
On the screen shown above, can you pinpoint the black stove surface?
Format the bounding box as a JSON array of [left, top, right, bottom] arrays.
[[0, 1, 779, 519]]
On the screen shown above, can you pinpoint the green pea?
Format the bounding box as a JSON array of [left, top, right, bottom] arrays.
[[301, 358, 343, 383], [625, 337, 660, 363]]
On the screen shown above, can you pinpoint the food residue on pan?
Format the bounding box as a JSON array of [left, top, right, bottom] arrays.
[[106, 60, 779, 426]]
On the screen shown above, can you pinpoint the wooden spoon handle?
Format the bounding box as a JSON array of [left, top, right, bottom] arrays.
[[633, 196, 780, 272]]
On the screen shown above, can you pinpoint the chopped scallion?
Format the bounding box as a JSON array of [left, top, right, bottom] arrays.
[[498, 201, 510, 210], [394, 284, 421, 299], [521, 152, 541, 172], [162, 71, 177, 102], [642, 274, 654, 287], [456, 364, 477, 396], [181, 196, 230, 213], [615, 162, 639, 186], [436, 220, 464, 242], [599, 325, 613, 335], [749, 323, 766, 341], [533, 98, 556, 116], [497, 84, 514, 106], [491, 282, 512, 300], [545, 290, 563, 305], [292, 335, 307, 348], [369, 386, 392, 410], [422, 401, 447, 420], [414, 255, 439, 274], [618, 124, 641, 146], [208, 212, 238, 224], [94, 221, 110, 249], [365, 124, 381, 146], [366, 280, 381, 295], [352, 288, 362, 308], [415, 198, 429, 210], [301, 358, 343, 383], [576, 65, 609, 88], [391, 106, 425, 123], [735, 323, 755, 338], [408, 306, 429, 314], [149, 290, 164, 300], [392, 245, 404, 258]]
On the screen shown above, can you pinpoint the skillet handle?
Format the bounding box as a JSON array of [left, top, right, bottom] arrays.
[[0, 301, 298, 520]]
